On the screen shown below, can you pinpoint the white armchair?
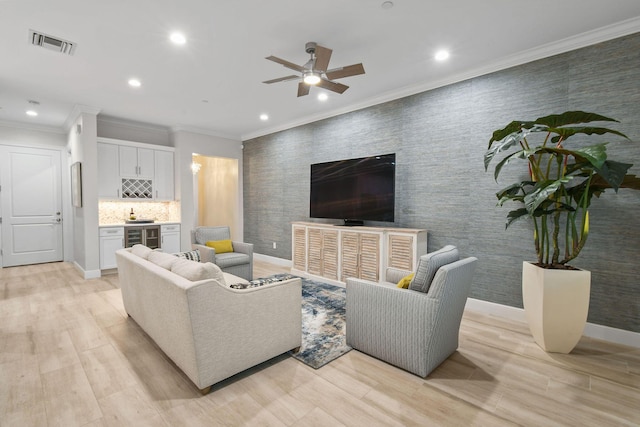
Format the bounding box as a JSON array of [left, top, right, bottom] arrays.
[[346, 252, 477, 377], [191, 226, 253, 280]]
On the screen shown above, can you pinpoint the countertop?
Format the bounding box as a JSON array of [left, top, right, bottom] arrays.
[[99, 221, 181, 228]]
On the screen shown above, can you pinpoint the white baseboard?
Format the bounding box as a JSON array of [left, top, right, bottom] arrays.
[[465, 297, 640, 349], [73, 261, 101, 280], [84, 270, 101, 279]]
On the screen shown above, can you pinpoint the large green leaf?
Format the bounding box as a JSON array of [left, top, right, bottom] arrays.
[[572, 144, 608, 169], [595, 160, 635, 191], [505, 208, 529, 228], [484, 131, 528, 170], [533, 111, 618, 127], [549, 127, 628, 143], [523, 178, 572, 214], [496, 181, 535, 202], [489, 121, 531, 145], [492, 150, 528, 181]]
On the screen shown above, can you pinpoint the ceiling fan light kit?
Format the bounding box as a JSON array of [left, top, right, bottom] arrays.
[[263, 41, 365, 97], [303, 71, 321, 85]]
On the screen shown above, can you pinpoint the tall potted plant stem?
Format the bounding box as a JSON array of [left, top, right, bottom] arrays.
[[485, 111, 640, 353]]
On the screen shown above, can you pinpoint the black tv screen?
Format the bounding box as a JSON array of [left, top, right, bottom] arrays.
[[310, 153, 395, 223]]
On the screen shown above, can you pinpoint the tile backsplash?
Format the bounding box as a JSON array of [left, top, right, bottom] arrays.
[[99, 201, 180, 225]]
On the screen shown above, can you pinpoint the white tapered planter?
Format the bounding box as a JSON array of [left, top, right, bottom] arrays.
[[522, 261, 591, 353]]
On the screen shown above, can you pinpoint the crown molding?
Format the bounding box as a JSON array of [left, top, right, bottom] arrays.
[[0, 118, 67, 135], [64, 104, 102, 131], [241, 17, 640, 141]]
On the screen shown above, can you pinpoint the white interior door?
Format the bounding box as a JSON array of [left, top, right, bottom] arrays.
[[0, 145, 63, 267]]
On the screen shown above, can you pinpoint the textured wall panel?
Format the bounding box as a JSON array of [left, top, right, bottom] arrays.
[[244, 33, 640, 332]]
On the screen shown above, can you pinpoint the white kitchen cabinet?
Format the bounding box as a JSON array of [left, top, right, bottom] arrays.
[[119, 145, 154, 178], [100, 227, 124, 269], [154, 150, 174, 201], [97, 138, 175, 201], [97, 142, 120, 199], [161, 224, 181, 253]]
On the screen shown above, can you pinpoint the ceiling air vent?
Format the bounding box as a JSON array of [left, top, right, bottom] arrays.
[[29, 29, 76, 55]]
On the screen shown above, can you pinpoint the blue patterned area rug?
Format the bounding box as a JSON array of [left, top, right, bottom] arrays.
[[267, 274, 352, 369]]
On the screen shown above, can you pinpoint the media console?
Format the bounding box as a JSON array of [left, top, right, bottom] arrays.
[[291, 221, 427, 286]]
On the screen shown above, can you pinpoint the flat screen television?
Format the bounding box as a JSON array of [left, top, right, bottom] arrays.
[[310, 153, 395, 224]]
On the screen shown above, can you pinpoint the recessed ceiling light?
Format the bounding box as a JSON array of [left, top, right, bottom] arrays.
[[260, 114, 269, 121], [318, 93, 328, 101], [435, 50, 450, 61], [170, 32, 186, 45], [26, 110, 38, 117], [381, 1, 394, 9], [128, 78, 141, 87]]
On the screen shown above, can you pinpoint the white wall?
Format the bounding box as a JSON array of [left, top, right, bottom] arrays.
[[67, 113, 100, 278], [0, 125, 66, 147], [171, 130, 243, 250], [97, 116, 171, 146]]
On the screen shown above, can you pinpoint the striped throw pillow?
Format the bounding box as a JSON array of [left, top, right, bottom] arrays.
[[173, 249, 201, 262]]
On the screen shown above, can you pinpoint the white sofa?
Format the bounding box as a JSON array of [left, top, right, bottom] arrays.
[[115, 245, 302, 393]]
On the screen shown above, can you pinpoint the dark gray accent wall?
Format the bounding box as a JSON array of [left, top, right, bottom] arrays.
[[244, 33, 640, 332]]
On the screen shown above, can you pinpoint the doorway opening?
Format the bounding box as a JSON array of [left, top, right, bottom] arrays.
[[192, 154, 240, 239]]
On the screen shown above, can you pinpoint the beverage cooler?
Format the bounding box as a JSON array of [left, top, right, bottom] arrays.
[[125, 225, 161, 249]]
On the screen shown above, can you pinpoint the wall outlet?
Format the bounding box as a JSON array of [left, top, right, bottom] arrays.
[[272, 242, 277, 249]]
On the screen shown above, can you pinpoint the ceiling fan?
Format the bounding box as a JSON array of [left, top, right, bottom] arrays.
[[263, 42, 365, 97]]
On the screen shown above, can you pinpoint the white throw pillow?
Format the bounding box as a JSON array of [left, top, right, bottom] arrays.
[[131, 244, 152, 259], [171, 259, 224, 282], [148, 250, 179, 270]]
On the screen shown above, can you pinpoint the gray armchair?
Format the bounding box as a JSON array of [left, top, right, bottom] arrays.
[[346, 254, 477, 377], [191, 226, 253, 280]]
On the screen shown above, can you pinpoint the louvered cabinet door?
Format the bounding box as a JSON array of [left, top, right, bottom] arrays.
[[341, 231, 360, 281], [359, 232, 380, 282], [322, 230, 339, 280], [307, 228, 323, 276], [292, 225, 307, 271], [388, 234, 414, 271]]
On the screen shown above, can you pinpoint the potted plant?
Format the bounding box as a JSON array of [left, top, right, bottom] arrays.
[[484, 111, 640, 353]]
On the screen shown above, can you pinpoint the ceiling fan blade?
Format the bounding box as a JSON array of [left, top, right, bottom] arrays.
[[325, 63, 365, 80], [262, 75, 299, 84], [297, 82, 310, 97], [317, 79, 348, 94], [314, 45, 332, 72], [265, 55, 306, 73]]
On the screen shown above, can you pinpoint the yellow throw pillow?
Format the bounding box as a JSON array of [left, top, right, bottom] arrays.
[[397, 273, 415, 289], [205, 239, 234, 254]]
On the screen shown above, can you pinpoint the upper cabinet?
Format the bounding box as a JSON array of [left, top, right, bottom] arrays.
[[98, 142, 120, 199], [119, 146, 154, 179], [154, 150, 174, 201], [97, 138, 175, 201]]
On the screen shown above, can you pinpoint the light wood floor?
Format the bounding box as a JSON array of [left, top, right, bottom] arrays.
[[1, 260, 639, 426]]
